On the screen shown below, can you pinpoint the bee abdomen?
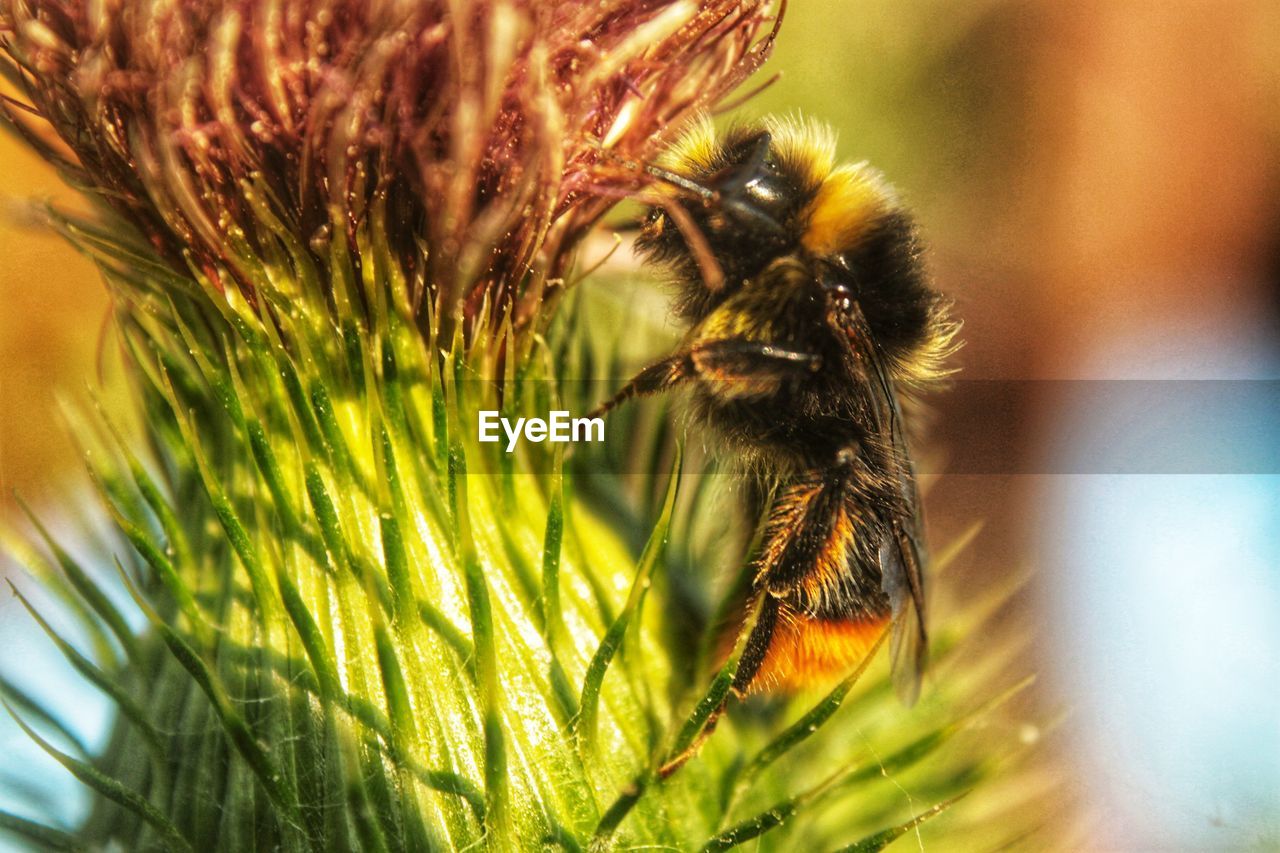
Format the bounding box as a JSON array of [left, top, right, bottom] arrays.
[[742, 602, 890, 693]]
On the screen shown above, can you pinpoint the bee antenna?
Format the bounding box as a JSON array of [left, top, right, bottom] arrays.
[[583, 139, 715, 203], [644, 165, 717, 203]]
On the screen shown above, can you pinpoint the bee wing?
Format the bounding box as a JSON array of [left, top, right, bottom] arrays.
[[849, 306, 930, 705], [880, 505, 928, 706], [877, 369, 930, 706]]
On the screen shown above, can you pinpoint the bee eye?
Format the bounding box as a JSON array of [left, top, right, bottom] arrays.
[[644, 209, 665, 235]]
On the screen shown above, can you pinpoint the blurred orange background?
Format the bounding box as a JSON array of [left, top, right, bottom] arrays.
[[0, 132, 104, 522]]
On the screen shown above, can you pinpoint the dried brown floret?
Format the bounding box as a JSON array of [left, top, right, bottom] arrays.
[[1, 0, 782, 334]]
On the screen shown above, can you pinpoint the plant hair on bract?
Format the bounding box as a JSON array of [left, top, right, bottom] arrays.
[[593, 114, 960, 703]]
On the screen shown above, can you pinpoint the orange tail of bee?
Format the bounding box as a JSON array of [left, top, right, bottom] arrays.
[[720, 600, 890, 694]]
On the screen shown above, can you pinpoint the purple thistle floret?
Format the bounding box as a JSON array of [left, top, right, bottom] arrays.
[[2, 0, 781, 333]]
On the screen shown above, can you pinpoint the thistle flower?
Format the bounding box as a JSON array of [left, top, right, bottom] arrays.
[[3, 0, 778, 337], [0, 1, 1049, 850]]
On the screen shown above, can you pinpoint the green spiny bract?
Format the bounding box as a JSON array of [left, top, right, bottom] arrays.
[[0, 1, 1049, 850]]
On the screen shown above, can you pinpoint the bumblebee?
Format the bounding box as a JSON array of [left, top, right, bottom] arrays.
[[595, 116, 957, 703]]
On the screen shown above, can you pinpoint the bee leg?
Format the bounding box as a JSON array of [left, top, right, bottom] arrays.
[[657, 703, 727, 779], [755, 468, 848, 596], [660, 595, 779, 778], [586, 353, 693, 419], [687, 339, 822, 401], [730, 594, 781, 695], [690, 339, 822, 379]]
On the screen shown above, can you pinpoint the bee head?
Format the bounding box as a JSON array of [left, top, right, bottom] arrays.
[[636, 120, 826, 318], [633, 115, 958, 387]]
